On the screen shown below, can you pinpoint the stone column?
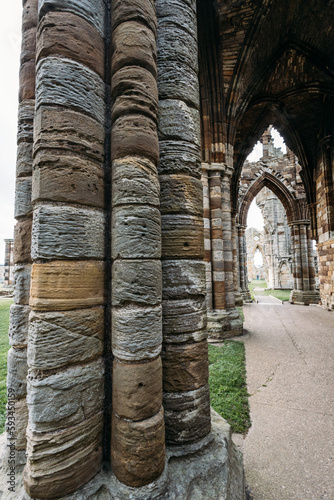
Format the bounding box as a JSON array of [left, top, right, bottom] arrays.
[[157, 0, 211, 448], [205, 164, 243, 338], [202, 167, 213, 310], [24, 2, 108, 497], [232, 219, 243, 307], [4, 239, 14, 286], [238, 225, 252, 302], [5, 0, 37, 482], [290, 221, 320, 305], [110, 0, 165, 488]]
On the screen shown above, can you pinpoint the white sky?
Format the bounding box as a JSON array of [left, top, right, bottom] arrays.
[[0, 2, 21, 265], [0, 7, 287, 264], [246, 128, 286, 230]]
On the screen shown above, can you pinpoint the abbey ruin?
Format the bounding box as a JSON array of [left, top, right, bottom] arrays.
[[1, 0, 333, 498]]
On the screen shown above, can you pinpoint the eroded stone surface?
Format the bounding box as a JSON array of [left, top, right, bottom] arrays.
[[27, 358, 104, 432], [28, 308, 104, 370], [111, 409, 165, 487]]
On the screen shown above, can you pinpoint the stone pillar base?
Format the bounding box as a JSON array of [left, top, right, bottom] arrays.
[[0, 411, 245, 500], [241, 290, 252, 303], [207, 308, 243, 340], [289, 289, 320, 306], [235, 290, 243, 307]]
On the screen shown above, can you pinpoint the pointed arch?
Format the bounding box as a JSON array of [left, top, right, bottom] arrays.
[[238, 170, 303, 226]]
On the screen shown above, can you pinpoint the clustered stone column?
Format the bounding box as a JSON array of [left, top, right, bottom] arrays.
[[232, 217, 243, 307], [289, 221, 319, 305], [202, 168, 213, 310], [110, 0, 165, 487], [238, 225, 252, 302], [204, 164, 243, 339], [6, 0, 37, 480], [157, 0, 211, 447], [24, 1, 107, 497]]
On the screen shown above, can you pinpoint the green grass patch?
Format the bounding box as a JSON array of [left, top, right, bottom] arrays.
[[208, 341, 251, 434], [247, 280, 291, 301], [0, 299, 11, 433]]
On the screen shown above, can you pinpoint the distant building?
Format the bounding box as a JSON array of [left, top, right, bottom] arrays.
[[4, 239, 14, 286]]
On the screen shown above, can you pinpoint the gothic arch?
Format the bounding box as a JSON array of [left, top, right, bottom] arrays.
[[237, 170, 303, 226]]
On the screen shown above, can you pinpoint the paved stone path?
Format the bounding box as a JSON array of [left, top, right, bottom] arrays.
[[239, 302, 334, 500], [255, 295, 283, 305]]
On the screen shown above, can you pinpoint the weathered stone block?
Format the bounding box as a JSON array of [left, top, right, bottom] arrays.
[[162, 298, 206, 343], [14, 217, 32, 264], [112, 66, 158, 122], [163, 384, 211, 444], [162, 260, 206, 299], [112, 157, 159, 207], [31, 205, 105, 260], [9, 304, 30, 347], [6, 397, 28, 450], [24, 412, 103, 499], [159, 140, 201, 177], [111, 114, 159, 165], [16, 141, 33, 177], [7, 348, 28, 399], [14, 177, 32, 218], [36, 57, 105, 124], [21, 27, 36, 65], [112, 206, 161, 259], [157, 62, 199, 108], [37, 12, 104, 77], [13, 264, 31, 305], [112, 260, 161, 306], [113, 357, 162, 421], [22, 0, 38, 33], [28, 307, 104, 370], [162, 341, 209, 392], [160, 175, 203, 215], [156, 0, 197, 40], [27, 358, 104, 432], [161, 214, 204, 258], [19, 60, 35, 101], [157, 24, 197, 72], [34, 107, 105, 161], [33, 154, 104, 208], [111, 409, 165, 487], [17, 101, 34, 144], [158, 100, 200, 146], [38, 0, 107, 36], [112, 21, 157, 76], [30, 261, 106, 310], [112, 0, 156, 33], [112, 305, 162, 361]]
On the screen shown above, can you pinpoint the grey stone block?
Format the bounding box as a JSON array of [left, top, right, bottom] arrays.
[[7, 348, 28, 399], [112, 260, 162, 306], [28, 308, 104, 370], [112, 206, 161, 259], [36, 57, 105, 124], [14, 177, 32, 218], [9, 304, 30, 347], [31, 205, 105, 260], [162, 260, 206, 299], [27, 358, 104, 432], [158, 100, 200, 146], [112, 305, 162, 361]]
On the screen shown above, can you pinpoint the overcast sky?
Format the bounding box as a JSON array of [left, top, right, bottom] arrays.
[[0, 5, 286, 264], [0, 2, 21, 265]]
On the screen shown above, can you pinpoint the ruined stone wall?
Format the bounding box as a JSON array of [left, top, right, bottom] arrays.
[[316, 149, 334, 309], [245, 228, 266, 281]]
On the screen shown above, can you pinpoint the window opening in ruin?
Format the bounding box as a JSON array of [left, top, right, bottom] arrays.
[[254, 248, 263, 268]]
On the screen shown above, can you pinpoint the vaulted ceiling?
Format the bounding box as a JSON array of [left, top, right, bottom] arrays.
[[198, 0, 334, 204]]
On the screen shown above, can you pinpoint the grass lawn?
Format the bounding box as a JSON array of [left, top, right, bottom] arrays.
[[0, 298, 11, 433], [247, 280, 292, 302], [208, 341, 251, 434]]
